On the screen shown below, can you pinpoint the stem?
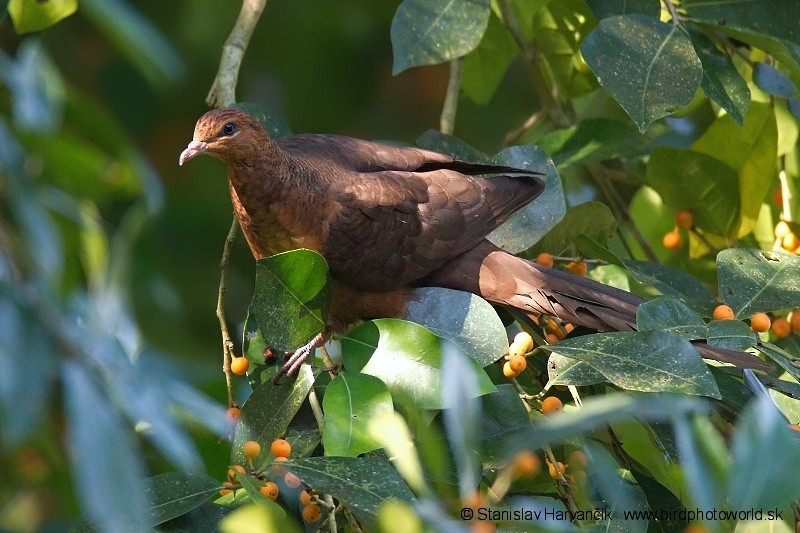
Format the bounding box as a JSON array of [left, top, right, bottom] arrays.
[[207, 0, 269, 108], [440, 58, 462, 134], [661, 0, 680, 26], [308, 388, 325, 436], [217, 216, 240, 407], [503, 109, 544, 146], [325, 494, 337, 533]]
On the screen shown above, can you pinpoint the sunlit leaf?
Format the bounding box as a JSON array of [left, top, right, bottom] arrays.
[[284, 457, 415, 526], [689, 29, 750, 125], [7, 0, 76, 33], [526, 201, 616, 258], [585, 0, 659, 19], [549, 331, 720, 397], [322, 372, 393, 457], [391, 0, 491, 74], [581, 14, 702, 131], [252, 249, 330, 353], [717, 249, 800, 317], [341, 319, 495, 410], [406, 287, 506, 366], [462, 12, 517, 104]]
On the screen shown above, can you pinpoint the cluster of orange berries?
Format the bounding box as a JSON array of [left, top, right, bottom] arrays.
[[502, 332, 533, 378], [222, 438, 321, 523], [662, 209, 694, 251], [535, 252, 587, 277], [774, 221, 800, 254], [713, 304, 800, 338], [547, 450, 588, 486]]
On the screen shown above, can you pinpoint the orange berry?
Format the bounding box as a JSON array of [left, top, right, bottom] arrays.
[[548, 461, 566, 479], [243, 440, 261, 460], [567, 261, 587, 276], [564, 323, 574, 334], [219, 488, 233, 496], [541, 396, 563, 415], [662, 230, 682, 250], [464, 491, 486, 510], [227, 464, 246, 481], [502, 361, 518, 379], [260, 481, 279, 500], [790, 310, 800, 332], [771, 317, 792, 339], [712, 304, 734, 320], [684, 524, 710, 533], [299, 489, 313, 505], [568, 450, 588, 469], [274, 456, 289, 463], [790, 423, 800, 432], [775, 220, 791, 239], [508, 354, 527, 373], [772, 188, 783, 206], [544, 333, 559, 345], [783, 232, 799, 252], [284, 471, 302, 488], [270, 438, 291, 459], [513, 331, 534, 353], [231, 356, 250, 375], [536, 252, 554, 268], [302, 503, 321, 523], [750, 312, 771, 333], [511, 451, 541, 478], [225, 407, 241, 424], [675, 210, 694, 229]]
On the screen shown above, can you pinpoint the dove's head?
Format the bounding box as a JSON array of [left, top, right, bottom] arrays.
[[179, 108, 269, 166]]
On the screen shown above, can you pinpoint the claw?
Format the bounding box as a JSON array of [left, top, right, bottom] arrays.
[[272, 330, 331, 383]]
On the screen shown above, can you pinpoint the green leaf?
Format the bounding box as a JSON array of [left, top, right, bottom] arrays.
[[391, 0, 491, 74], [585, 0, 659, 19], [416, 129, 489, 161], [581, 14, 702, 132], [672, 415, 729, 514], [234, 473, 287, 518], [62, 361, 148, 533], [144, 472, 221, 527], [682, 0, 800, 47], [645, 147, 740, 237], [231, 366, 314, 467], [488, 145, 564, 254], [706, 319, 755, 351], [462, 12, 517, 104], [526, 201, 616, 257], [341, 319, 495, 410], [0, 295, 56, 446], [636, 296, 708, 340], [529, 0, 599, 97], [623, 260, 716, 315], [692, 102, 777, 236], [284, 457, 415, 526], [717, 249, 800, 317], [219, 503, 295, 533], [7, 0, 76, 33], [610, 420, 684, 498], [728, 396, 800, 511], [406, 287, 506, 366], [584, 441, 649, 532], [547, 351, 607, 387], [754, 62, 798, 98], [689, 29, 750, 125], [508, 392, 710, 454], [549, 331, 721, 397], [322, 372, 393, 457], [0, 40, 65, 133], [537, 118, 662, 168], [757, 342, 800, 383], [253, 249, 330, 353], [79, 0, 186, 85], [478, 384, 536, 466]]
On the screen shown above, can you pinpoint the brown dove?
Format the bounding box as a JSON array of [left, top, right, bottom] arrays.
[[179, 108, 768, 380]]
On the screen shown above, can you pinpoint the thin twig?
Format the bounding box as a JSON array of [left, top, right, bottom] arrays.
[[308, 388, 325, 436], [207, 0, 268, 406], [342, 506, 364, 533], [325, 494, 337, 533], [207, 0, 269, 108], [217, 216, 240, 407], [440, 58, 462, 134], [503, 109, 544, 146], [661, 0, 680, 26]]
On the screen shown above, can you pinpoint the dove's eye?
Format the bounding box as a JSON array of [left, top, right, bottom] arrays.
[[221, 123, 237, 136]]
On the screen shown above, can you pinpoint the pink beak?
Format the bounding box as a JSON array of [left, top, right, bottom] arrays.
[[178, 140, 208, 166]]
